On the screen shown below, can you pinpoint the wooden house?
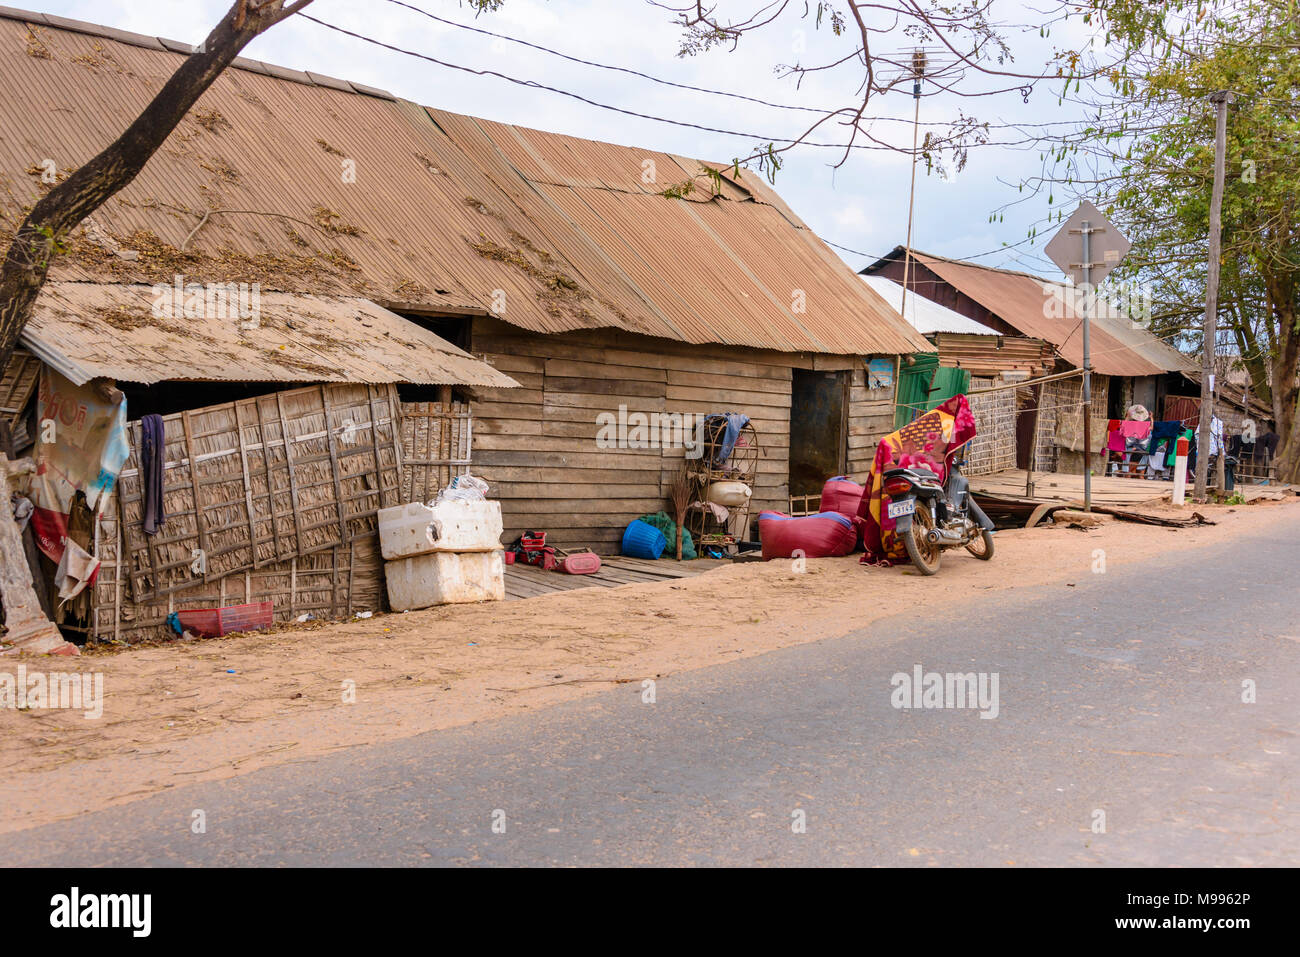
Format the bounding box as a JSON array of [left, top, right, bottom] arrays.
[[0, 3, 933, 628], [863, 247, 1200, 475]]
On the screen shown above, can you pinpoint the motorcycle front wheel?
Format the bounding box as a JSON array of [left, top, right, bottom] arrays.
[[965, 528, 995, 560], [903, 502, 941, 575]]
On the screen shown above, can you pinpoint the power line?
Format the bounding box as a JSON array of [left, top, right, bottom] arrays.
[[383, 0, 1083, 127], [301, 13, 910, 151], [380, 0, 849, 119], [299, 14, 1058, 155]]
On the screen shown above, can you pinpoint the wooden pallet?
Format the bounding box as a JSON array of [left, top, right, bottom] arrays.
[[503, 556, 730, 601]]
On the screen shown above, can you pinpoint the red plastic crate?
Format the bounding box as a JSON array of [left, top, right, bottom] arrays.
[[176, 601, 273, 638]]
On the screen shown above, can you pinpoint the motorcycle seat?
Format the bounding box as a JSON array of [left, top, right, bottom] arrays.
[[885, 465, 938, 477]]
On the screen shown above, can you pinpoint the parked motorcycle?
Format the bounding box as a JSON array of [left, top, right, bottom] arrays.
[[880, 443, 995, 575]]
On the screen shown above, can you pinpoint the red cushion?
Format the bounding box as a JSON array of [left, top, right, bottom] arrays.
[[758, 510, 859, 560], [820, 476, 865, 516]]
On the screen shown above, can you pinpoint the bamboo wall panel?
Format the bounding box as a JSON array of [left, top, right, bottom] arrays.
[[93, 485, 384, 643], [1042, 374, 1110, 474], [115, 383, 403, 601], [966, 377, 1018, 475], [0, 346, 39, 445], [399, 400, 472, 502]]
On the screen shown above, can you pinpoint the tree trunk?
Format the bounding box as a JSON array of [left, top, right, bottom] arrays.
[[1271, 298, 1300, 483], [0, 0, 313, 370], [0, 0, 312, 642]]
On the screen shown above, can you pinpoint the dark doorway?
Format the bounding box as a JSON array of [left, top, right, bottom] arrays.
[[1015, 384, 1041, 469], [789, 369, 848, 496]]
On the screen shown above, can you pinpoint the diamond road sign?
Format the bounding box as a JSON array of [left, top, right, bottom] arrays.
[[1044, 200, 1131, 286]]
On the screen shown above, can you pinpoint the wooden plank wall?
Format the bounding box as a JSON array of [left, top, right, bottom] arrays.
[[846, 363, 896, 478], [468, 319, 901, 550]]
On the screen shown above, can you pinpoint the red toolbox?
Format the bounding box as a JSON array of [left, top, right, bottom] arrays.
[[559, 551, 601, 575]]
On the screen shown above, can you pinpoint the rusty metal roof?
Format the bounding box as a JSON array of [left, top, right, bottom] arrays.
[[892, 250, 1194, 377], [0, 8, 931, 357], [24, 282, 520, 387]]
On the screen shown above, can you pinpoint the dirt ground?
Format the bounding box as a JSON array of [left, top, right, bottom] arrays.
[[3, 498, 1296, 834]]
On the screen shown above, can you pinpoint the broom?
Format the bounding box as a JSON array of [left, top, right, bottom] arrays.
[[668, 464, 691, 560]]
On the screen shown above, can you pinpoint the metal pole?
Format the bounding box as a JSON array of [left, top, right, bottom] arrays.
[[899, 63, 923, 326], [1195, 91, 1232, 501], [1082, 220, 1092, 511]]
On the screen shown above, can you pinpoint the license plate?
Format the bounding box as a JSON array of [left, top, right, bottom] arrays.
[[887, 498, 915, 519]]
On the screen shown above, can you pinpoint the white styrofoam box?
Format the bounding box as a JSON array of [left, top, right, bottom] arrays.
[[377, 499, 503, 559], [385, 549, 505, 610]]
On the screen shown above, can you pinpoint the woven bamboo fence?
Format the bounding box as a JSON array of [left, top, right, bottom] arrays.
[[966, 377, 1018, 475], [115, 383, 404, 601], [1051, 374, 1110, 474], [94, 486, 384, 642], [399, 400, 471, 502], [0, 347, 40, 445], [88, 388, 479, 642]]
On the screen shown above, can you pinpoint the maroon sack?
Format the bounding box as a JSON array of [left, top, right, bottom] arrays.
[[758, 510, 859, 560], [820, 476, 865, 517]]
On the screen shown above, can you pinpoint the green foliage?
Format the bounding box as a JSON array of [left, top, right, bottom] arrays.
[[1068, 0, 1299, 408]]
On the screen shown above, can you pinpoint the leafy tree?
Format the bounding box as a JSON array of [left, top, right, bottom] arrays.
[[1016, 0, 1299, 479]]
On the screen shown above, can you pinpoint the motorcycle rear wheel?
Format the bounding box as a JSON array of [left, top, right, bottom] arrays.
[[965, 528, 995, 560], [903, 502, 941, 575]]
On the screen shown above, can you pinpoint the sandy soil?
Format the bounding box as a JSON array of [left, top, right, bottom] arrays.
[[2, 498, 1295, 834]]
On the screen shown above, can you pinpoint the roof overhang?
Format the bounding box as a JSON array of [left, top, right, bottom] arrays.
[[22, 282, 519, 388]]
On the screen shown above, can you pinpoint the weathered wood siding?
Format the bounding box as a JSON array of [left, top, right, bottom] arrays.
[[468, 319, 899, 549], [846, 362, 897, 478]]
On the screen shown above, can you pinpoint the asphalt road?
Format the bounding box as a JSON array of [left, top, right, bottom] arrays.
[[7, 514, 1299, 866]]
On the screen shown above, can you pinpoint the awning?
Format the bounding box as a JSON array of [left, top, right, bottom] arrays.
[[22, 282, 519, 388]]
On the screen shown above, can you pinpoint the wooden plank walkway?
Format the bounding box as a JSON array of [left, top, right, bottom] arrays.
[[970, 469, 1170, 507], [504, 556, 731, 601], [971, 469, 1296, 507]]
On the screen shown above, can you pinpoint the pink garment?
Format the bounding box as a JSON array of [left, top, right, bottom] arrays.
[[1119, 420, 1152, 440], [1107, 430, 1126, 453]]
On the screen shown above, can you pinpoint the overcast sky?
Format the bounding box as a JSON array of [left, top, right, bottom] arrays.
[[25, 0, 1106, 277]]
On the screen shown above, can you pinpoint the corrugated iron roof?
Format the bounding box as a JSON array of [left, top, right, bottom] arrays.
[[0, 9, 932, 357], [864, 248, 1196, 377], [1045, 280, 1199, 378], [24, 282, 520, 387]]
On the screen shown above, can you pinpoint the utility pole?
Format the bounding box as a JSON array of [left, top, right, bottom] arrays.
[[1081, 221, 1093, 511], [1194, 90, 1233, 501], [899, 49, 925, 326]]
